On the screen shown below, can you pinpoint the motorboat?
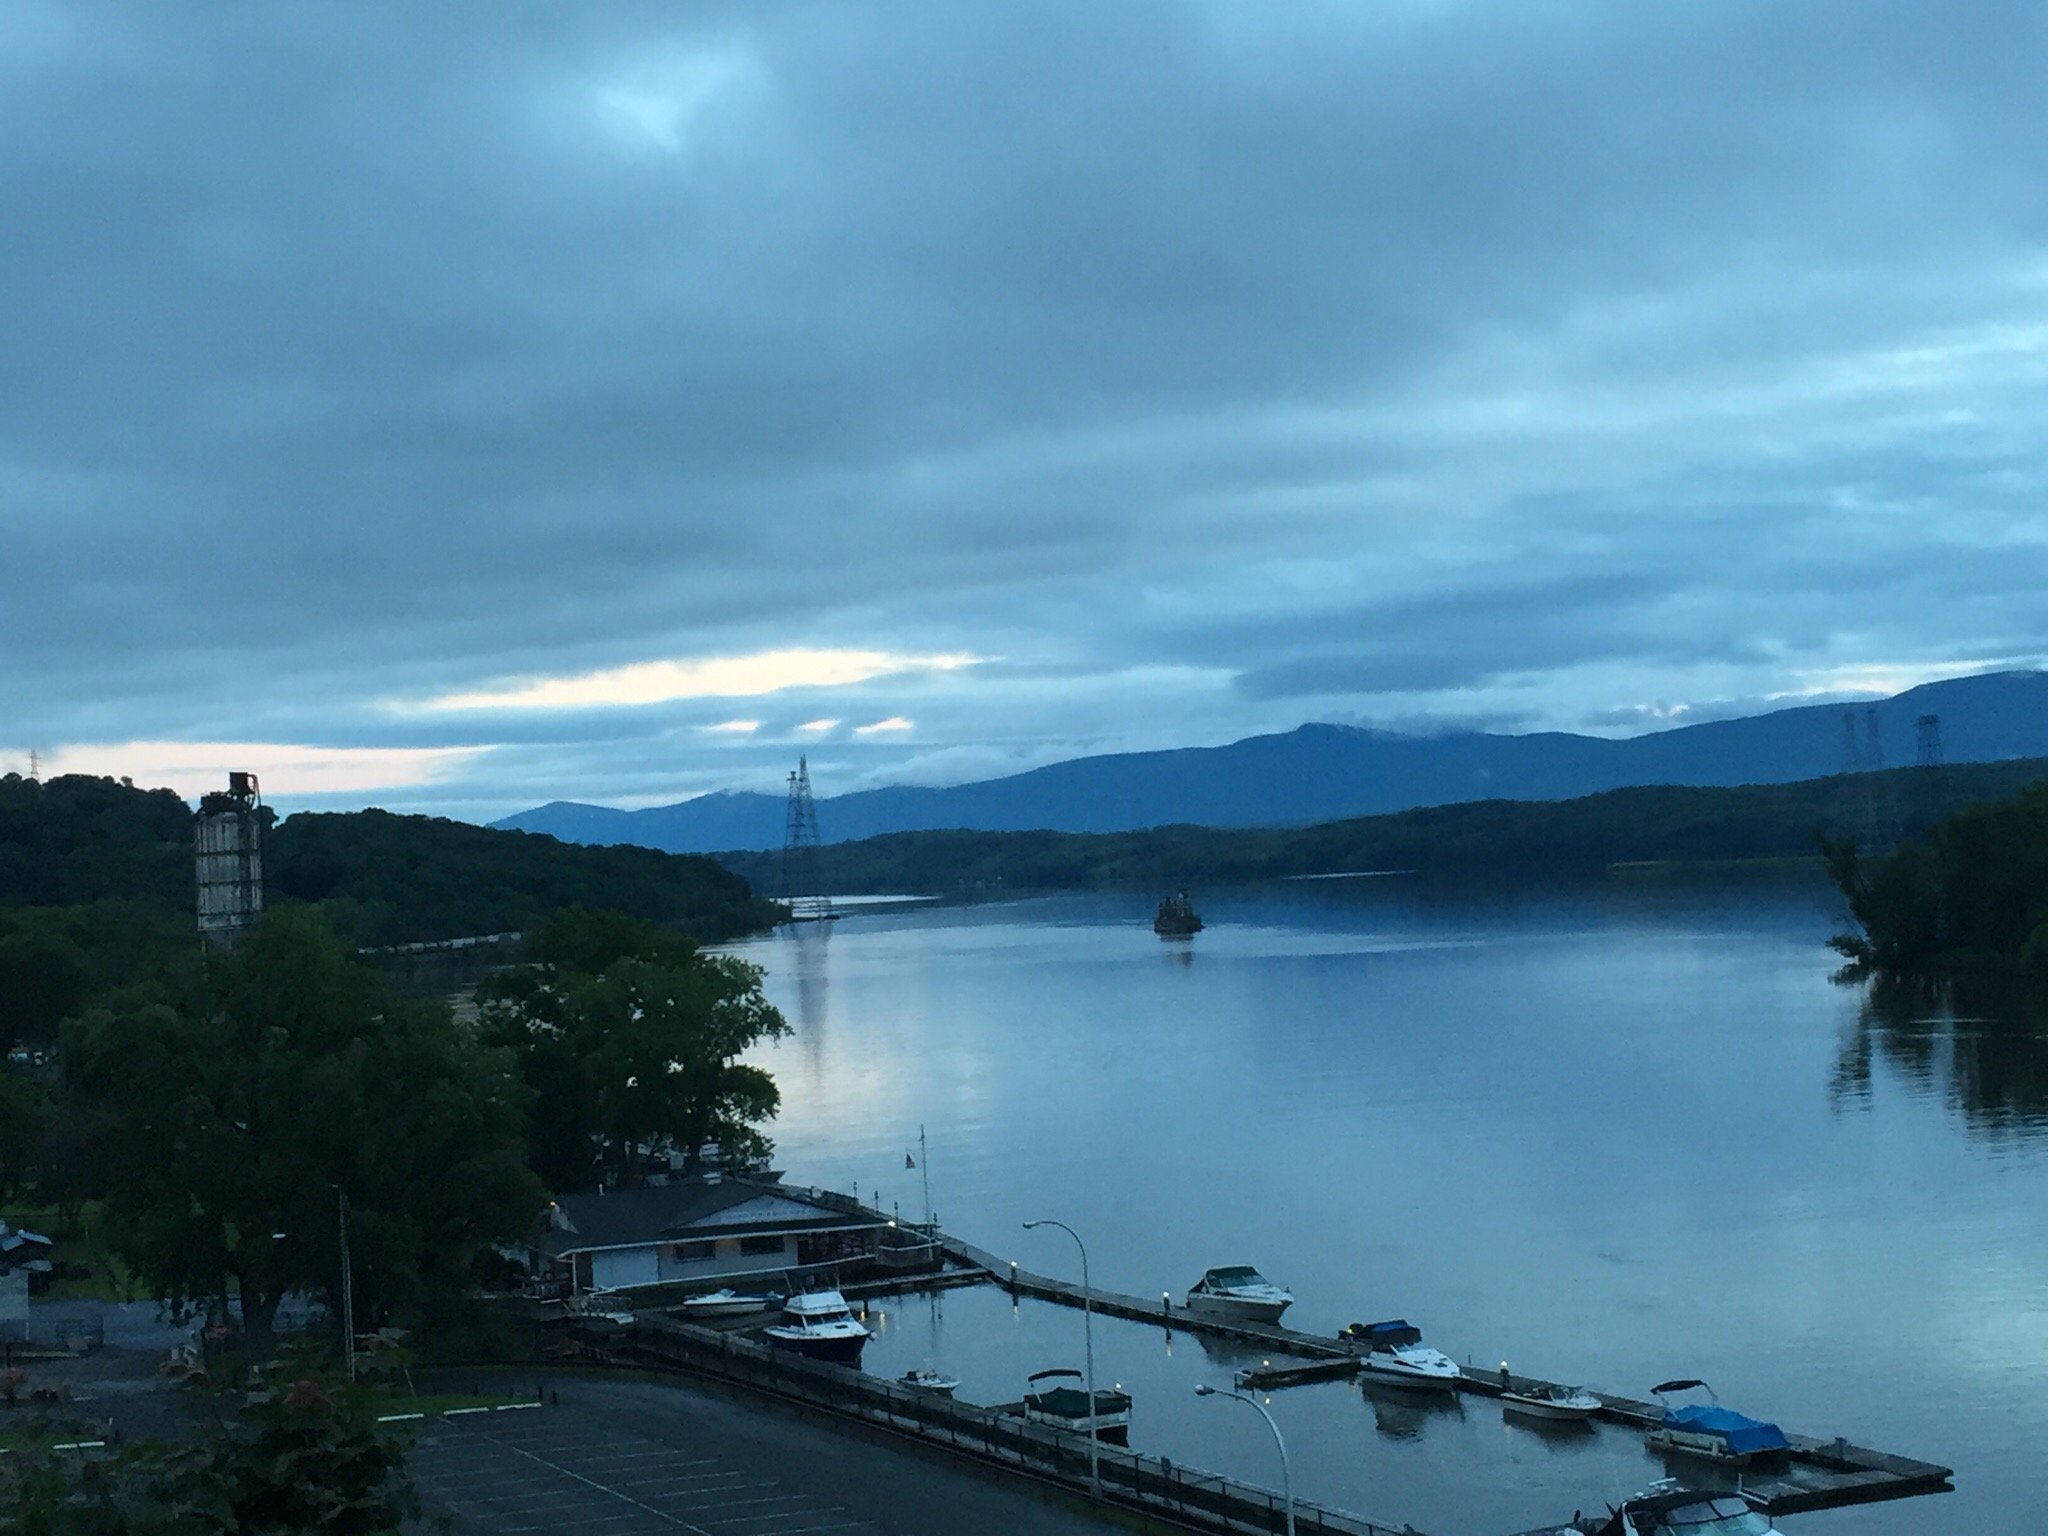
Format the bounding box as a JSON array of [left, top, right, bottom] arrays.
[[899, 1367, 961, 1396], [1645, 1380, 1790, 1469], [1154, 891, 1203, 937], [1345, 1320, 1462, 1390], [1512, 1480, 1784, 1536], [1501, 1384, 1602, 1423], [1184, 1265, 1293, 1325], [761, 1288, 871, 1365], [1021, 1368, 1132, 1444], [679, 1287, 784, 1319]]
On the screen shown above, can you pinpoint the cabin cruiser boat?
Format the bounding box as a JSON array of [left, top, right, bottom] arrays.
[[761, 1288, 871, 1364], [899, 1367, 961, 1396], [1645, 1380, 1790, 1469], [1184, 1266, 1293, 1324], [1021, 1368, 1132, 1443], [1501, 1384, 1602, 1423], [679, 1287, 783, 1318], [1154, 891, 1203, 936], [1345, 1320, 1462, 1389], [1513, 1480, 1784, 1536]]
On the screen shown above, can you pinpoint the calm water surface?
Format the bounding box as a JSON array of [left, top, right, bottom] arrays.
[[728, 878, 2048, 1535]]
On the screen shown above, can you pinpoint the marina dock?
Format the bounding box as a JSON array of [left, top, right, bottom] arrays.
[[931, 1230, 1954, 1519]]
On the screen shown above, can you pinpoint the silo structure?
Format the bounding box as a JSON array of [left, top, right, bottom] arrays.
[[195, 771, 264, 950]]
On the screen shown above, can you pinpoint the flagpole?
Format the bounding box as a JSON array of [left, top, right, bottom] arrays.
[[919, 1124, 932, 1231]]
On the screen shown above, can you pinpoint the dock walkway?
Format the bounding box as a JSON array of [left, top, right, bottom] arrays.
[[940, 1233, 1952, 1518]]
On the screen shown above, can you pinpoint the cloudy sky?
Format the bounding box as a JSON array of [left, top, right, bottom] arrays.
[[5, 1, 2046, 819]]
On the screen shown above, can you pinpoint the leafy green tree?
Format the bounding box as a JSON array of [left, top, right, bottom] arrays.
[[0, 1067, 43, 1203], [0, 932, 87, 1046], [62, 907, 542, 1344], [1, 1364, 414, 1535], [480, 913, 790, 1190]]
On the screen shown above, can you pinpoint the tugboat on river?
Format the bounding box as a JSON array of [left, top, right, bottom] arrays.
[[1154, 890, 1203, 937]]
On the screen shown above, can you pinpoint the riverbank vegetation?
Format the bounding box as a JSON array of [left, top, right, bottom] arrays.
[[1827, 779, 2048, 978], [711, 757, 2048, 896]]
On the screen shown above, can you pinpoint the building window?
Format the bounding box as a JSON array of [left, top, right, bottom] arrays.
[[671, 1240, 716, 1262], [739, 1235, 785, 1257]]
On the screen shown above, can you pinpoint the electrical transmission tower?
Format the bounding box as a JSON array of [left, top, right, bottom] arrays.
[[1838, 706, 1895, 848], [1915, 713, 1944, 770], [780, 756, 834, 923]]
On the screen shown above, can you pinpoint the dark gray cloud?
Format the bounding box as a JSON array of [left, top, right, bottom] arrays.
[[5, 1, 2048, 814]]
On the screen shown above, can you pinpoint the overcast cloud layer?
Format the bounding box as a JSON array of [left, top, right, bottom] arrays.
[[4, 1, 2046, 817]]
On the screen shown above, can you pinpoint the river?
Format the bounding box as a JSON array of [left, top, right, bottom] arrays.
[[727, 875, 2046, 1534]]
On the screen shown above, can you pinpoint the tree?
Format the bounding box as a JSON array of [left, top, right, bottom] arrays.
[[480, 912, 790, 1190], [0, 932, 87, 1046], [1, 1362, 415, 1535], [62, 907, 542, 1344]]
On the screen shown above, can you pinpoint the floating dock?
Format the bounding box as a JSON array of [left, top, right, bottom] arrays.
[[936, 1232, 1953, 1519]]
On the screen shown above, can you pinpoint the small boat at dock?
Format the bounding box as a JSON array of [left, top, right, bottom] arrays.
[[761, 1288, 871, 1365], [900, 1367, 960, 1396], [1154, 891, 1203, 937], [679, 1287, 783, 1318], [1022, 1368, 1132, 1443], [1345, 1320, 1461, 1389], [1645, 1379, 1790, 1469], [1501, 1384, 1602, 1422], [1513, 1480, 1783, 1536], [1185, 1265, 1293, 1324]]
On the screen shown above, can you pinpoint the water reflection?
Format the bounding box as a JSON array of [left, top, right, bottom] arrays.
[[1357, 1378, 1464, 1441], [782, 922, 832, 1071], [1840, 975, 2048, 1137]]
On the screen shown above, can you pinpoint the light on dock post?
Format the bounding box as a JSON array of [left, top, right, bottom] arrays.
[[1023, 1218, 1098, 1499], [1196, 1380, 1294, 1536]]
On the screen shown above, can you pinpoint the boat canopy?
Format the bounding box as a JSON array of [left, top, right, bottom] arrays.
[[1663, 1405, 1790, 1456], [1351, 1319, 1422, 1348], [1026, 1384, 1133, 1417], [1196, 1266, 1263, 1287]]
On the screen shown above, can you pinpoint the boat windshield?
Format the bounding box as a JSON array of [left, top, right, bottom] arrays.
[[1207, 1267, 1262, 1286], [1653, 1499, 1772, 1535]]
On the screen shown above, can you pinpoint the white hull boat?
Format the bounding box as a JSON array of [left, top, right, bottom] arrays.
[[679, 1288, 782, 1319], [1021, 1368, 1132, 1444], [1184, 1265, 1293, 1325], [1502, 1386, 1601, 1422], [1358, 1343, 1462, 1390], [900, 1368, 961, 1396], [762, 1288, 871, 1365]]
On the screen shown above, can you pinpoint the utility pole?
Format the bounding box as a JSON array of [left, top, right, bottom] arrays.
[[338, 1189, 357, 1382]]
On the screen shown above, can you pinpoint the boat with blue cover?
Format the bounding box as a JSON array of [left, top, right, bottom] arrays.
[[1645, 1379, 1790, 1468]]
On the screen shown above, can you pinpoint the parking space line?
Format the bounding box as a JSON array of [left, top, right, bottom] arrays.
[[485, 1438, 718, 1534]]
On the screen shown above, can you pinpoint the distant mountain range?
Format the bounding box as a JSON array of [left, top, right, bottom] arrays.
[[493, 670, 2048, 854]]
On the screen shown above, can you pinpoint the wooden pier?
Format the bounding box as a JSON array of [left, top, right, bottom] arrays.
[[937, 1232, 1953, 1519]]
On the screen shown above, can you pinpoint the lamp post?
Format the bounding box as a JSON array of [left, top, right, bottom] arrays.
[[1195, 1379, 1294, 1536], [1022, 1218, 1098, 1497]]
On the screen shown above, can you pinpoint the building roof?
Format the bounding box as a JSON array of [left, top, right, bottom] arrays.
[[543, 1178, 872, 1257]]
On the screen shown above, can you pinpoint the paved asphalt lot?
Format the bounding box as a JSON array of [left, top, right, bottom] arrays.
[[409, 1376, 1129, 1536]]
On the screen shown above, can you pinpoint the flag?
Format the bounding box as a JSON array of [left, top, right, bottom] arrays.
[[905, 1152, 916, 1169]]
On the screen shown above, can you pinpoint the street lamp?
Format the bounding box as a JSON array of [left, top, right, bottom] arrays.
[[1195, 1380, 1294, 1536], [1022, 1218, 1099, 1497]]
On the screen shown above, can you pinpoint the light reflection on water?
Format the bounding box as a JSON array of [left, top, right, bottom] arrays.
[[730, 879, 2048, 1534]]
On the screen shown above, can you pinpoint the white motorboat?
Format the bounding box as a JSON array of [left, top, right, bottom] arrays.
[[1502, 1385, 1601, 1423], [1358, 1342, 1461, 1389], [899, 1367, 961, 1396], [1515, 1481, 1783, 1536], [1021, 1368, 1132, 1444], [679, 1287, 783, 1319], [761, 1288, 871, 1365], [1184, 1265, 1294, 1325]]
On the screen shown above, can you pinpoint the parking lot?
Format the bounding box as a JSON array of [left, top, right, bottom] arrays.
[[408, 1377, 1123, 1536]]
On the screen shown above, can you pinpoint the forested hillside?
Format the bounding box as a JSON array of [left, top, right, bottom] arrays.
[[714, 758, 2048, 895], [0, 774, 779, 946]]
